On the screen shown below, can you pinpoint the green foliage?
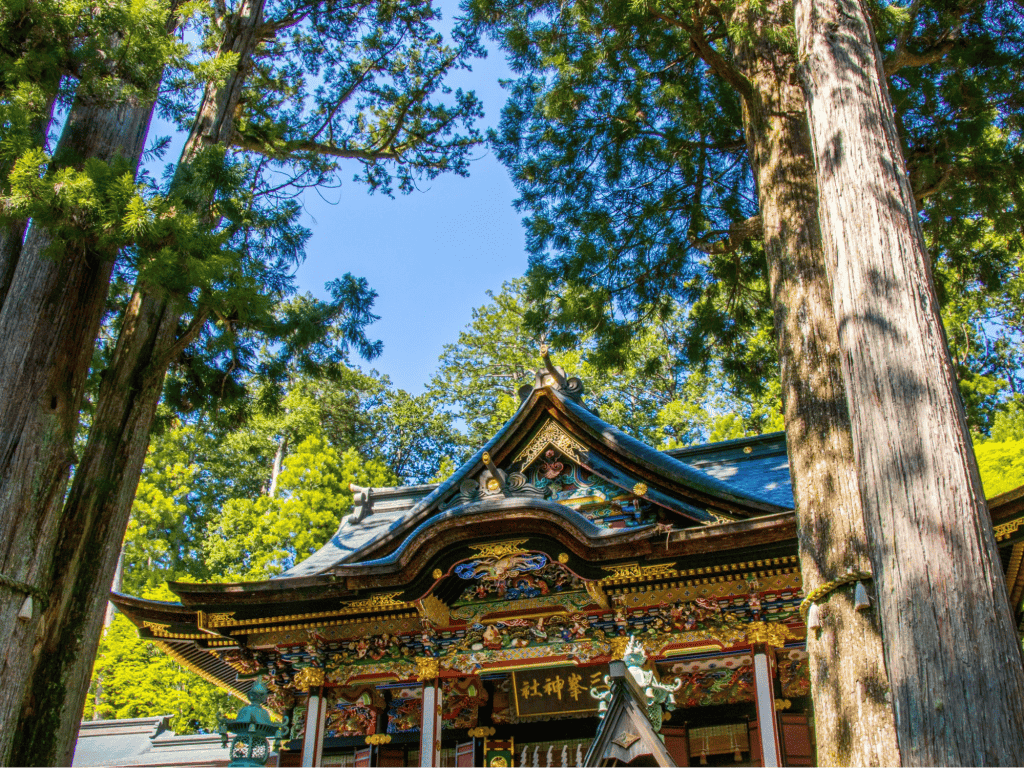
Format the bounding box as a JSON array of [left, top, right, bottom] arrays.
[[121, 370, 461, 592], [992, 401, 1024, 443], [82, 610, 237, 734], [0, 0, 188, 220], [469, 0, 1024, 432], [100, 365, 463, 721], [429, 280, 783, 448], [976, 438, 1024, 498], [204, 437, 397, 580], [187, 0, 485, 197]]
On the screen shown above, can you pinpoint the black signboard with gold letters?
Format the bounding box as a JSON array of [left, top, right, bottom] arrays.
[[511, 665, 609, 718]]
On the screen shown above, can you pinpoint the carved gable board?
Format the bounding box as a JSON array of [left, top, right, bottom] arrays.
[[585, 662, 676, 767]]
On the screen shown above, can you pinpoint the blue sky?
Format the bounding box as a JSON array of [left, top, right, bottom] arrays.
[[291, 23, 526, 395]]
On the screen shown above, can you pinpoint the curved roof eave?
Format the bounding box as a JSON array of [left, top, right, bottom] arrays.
[[282, 385, 791, 579], [326, 496, 657, 572], [161, 508, 800, 604], [279, 386, 551, 578]]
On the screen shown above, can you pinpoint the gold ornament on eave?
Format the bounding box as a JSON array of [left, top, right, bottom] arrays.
[[293, 666, 325, 692], [744, 621, 794, 647], [416, 656, 441, 682]]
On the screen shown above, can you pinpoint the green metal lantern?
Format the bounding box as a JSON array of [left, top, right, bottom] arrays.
[[218, 677, 290, 766]]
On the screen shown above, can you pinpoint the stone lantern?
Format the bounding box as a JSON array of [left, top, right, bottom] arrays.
[[218, 677, 290, 766]]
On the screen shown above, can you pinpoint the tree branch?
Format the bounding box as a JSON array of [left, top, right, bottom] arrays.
[[158, 307, 211, 370], [912, 162, 955, 202], [649, 10, 754, 103], [884, 39, 956, 75], [691, 214, 763, 254], [233, 135, 400, 161]]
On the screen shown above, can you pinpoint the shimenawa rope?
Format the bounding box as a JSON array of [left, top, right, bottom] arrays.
[[0, 571, 49, 610], [799, 570, 871, 622]]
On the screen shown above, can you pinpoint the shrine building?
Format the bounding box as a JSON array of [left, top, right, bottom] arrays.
[[112, 359, 1024, 767]]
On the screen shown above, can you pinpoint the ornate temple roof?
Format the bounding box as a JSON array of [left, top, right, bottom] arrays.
[[281, 375, 789, 578], [109, 358, 1024, 702]]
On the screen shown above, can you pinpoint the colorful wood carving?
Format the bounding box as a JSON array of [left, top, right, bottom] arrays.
[[777, 649, 811, 698]]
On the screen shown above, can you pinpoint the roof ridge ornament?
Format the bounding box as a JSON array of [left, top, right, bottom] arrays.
[[518, 345, 586, 402]]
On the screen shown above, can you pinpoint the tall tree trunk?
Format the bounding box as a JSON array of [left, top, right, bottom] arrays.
[[0, 219, 29, 310], [795, 0, 1024, 762], [0, 93, 156, 766], [10, 287, 188, 766], [0, 98, 58, 309], [269, 433, 289, 498], [7, 3, 265, 763], [730, 0, 901, 762]]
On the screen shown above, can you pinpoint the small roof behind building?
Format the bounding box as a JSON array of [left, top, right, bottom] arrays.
[[73, 716, 257, 767]]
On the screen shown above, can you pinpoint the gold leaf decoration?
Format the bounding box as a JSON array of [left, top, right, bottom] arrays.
[[416, 656, 440, 681], [609, 637, 630, 660], [293, 666, 325, 692], [467, 539, 530, 560], [557, 553, 570, 564], [745, 621, 795, 647], [705, 511, 738, 525], [585, 581, 610, 609], [513, 420, 588, 469], [632, 482, 648, 497], [995, 518, 1024, 541], [197, 611, 236, 629], [432, 568, 444, 579], [602, 563, 678, 581], [417, 595, 450, 627], [341, 592, 408, 613]]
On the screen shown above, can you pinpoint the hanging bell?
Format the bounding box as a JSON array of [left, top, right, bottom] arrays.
[[17, 595, 33, 621], [854, 581, 871, 612], [806, 602, 821, 631], [734, 747, 743, 762], [700, 751, 708, 766]]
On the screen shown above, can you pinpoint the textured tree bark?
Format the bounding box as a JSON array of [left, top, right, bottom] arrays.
[[0, 94, 155, 766], [730, 0, 901, 762], [9, 288, 184, 766], [0, 219, 29, 310], [795, 0, 1024, 762], [269, 433, 290, 498], [6, 2, 266, 763]]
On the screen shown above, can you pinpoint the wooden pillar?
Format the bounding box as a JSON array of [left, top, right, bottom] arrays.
[[301, 688, 327, 767], [752, 645, 781, 767], [419, 677, 442, 767]]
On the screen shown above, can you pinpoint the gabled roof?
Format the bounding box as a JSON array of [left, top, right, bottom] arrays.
[[584, 661, 676, 767], [281, 379, 789, 578]]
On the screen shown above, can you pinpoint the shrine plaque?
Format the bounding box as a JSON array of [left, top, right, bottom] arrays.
[[512, 665, 608, 718]]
